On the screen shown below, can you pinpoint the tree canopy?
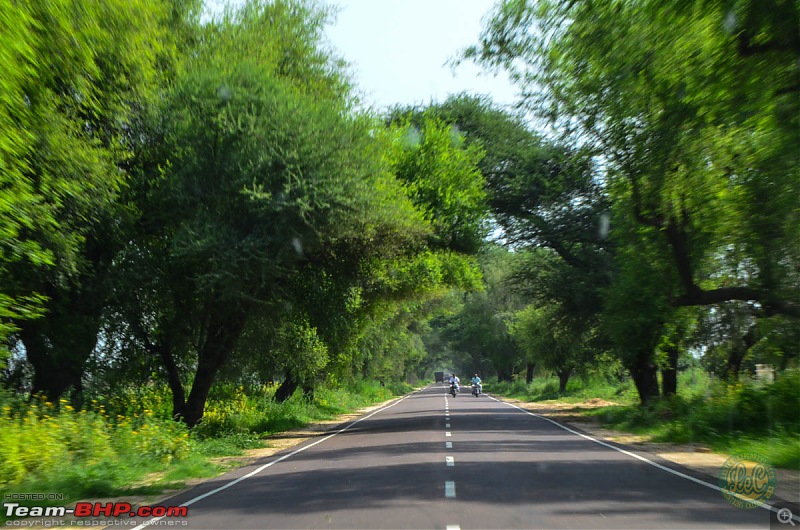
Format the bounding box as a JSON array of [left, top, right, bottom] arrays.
[[461, 0, 799, 401], [1, 0, 796, 419]]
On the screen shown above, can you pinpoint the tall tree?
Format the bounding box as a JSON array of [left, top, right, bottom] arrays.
[[123, 0, 442, 425], [425, 95, 613, 384], [465, 0, 799, 400], [0, 0, 193, 400]]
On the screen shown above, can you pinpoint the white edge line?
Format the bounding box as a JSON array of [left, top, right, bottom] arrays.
[[490, 395, 799, 522], [132, 388, 423, 529]]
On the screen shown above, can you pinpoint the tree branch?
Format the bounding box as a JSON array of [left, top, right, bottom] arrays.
[[776, 82, 800, 96], [737, 33, 799, 57], [629, 175, 663, 228], [633, 196, 800, 318]]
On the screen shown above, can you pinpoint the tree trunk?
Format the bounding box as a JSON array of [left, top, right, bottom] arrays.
[[20, 314, 98, 405], [661, 345, 679, 396], [275, 373, 300, 403], [496, 367, 514, 383], [630, 359, 660, 404], [179, 361, 219, 428], [156, 343, 186, 420], [557, 368, 571, 393], [726, 323, 757, 380], [174, 306, 248, 427], [525, 362, 535, 384], [19, 230, 113, 405]]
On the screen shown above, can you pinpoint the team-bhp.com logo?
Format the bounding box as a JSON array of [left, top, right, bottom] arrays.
[[4, 501, 187, 521]]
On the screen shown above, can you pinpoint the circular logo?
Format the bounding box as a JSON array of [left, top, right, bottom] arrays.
[[719, 452, 776, 509]]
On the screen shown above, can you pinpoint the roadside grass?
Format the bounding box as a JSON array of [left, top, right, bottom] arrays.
[[491, 370, 800, 470], [489, 373, 640, 404], [0, 379, 411, 519], [193, 380, 409, 438]]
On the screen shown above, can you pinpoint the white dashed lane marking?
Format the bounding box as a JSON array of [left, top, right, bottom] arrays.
[[445, 481, 456, 498], [445, 456, 454, 467], [445, 441, 452, 449]]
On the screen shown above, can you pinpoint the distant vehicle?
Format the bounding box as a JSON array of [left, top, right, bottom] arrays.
[[435, 371, 444, 383]]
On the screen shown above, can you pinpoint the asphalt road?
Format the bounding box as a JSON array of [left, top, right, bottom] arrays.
[[133, 385, 784, 529]]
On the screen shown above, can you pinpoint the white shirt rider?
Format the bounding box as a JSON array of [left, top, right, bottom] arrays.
[[449, 374, 460, 390]]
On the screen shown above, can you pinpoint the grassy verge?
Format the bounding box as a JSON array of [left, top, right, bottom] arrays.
[[491, 371, 800, 470], [0, 379, 413, 518], [489, 373, 640, 405]]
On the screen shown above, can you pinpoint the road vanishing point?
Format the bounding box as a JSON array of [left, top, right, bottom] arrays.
[[132, 385, 791, 529]]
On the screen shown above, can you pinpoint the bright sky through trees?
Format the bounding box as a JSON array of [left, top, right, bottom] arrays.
[[326, 0, 516, 109], [207, 0, 518, 109]]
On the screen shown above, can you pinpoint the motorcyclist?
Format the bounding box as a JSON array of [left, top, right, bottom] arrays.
[[448, 373, 460, 393], [471, 373, 482, 395]]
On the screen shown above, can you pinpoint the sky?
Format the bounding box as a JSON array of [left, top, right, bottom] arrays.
[[203, 0, 520, 111], [325, 0, 518, 111]]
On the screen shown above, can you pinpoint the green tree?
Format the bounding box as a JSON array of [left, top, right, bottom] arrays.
[[0, 0, 193, 400], [385, 114, 489, 254], [435, 246, 526, 382], [512, 305, 580, 392], [122, 0, 444, 425], [466, 0, 799, 400]]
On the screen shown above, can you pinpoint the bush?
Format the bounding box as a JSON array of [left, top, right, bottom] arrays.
[[0, 378, 414, 496], [0, 390, 190, 490]]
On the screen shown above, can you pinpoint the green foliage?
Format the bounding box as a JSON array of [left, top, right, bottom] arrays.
[[602, 230, 674, 367], [101, 385, 176, 421], [433, 246, 525, 381], [512, 305, 583, 375], [492, 369, 800, 469], [1, 0, 492, 425], [492, 375, 638, 404], [257, 320, 330, 386], [0, 391, 191, 490], [205, 0, 350, 103], [182, 380, 402, 438], [118, 0, 440, 422], [385, 115, 489, 254], [0, 379, 410, 505], [0, 0, 183, 352], [464, 0, 799, 402], [587, 371, 800, 469]]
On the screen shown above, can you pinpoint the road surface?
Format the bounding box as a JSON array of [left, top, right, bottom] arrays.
[[133, 385, 788, 529]]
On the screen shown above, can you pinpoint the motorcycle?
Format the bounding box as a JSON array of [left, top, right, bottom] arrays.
[[472, 383, 481, 397], [449, 382, 458, 398]]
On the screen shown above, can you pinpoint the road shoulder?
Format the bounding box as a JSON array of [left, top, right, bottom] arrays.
[[500, 397, 800, 504]]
